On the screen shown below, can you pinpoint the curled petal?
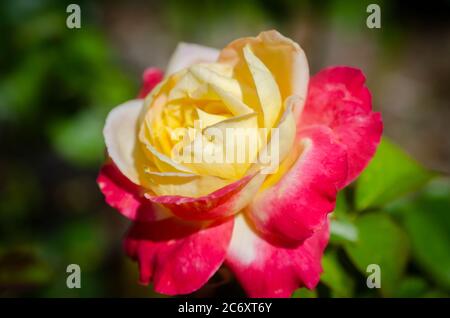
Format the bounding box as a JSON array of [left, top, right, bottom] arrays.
[[97, 163, 171, 221], [242, 45, 282, 129], [125, 217, 234, 295], [300, 66, 383, 186], [246, 125, 347, 245], [226, 215, 329, 298], [144, 171, 230, 197], [146, 173, 266, 221], [219, 30, 309, 111]]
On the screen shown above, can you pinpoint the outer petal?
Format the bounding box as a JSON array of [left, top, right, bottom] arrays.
[[125, 217, 234, 295], [103, 99, 144, 185], [166, 42, 220, 76], [246, 125, 347, 245], [97, 163, 170, 221], [225, 215, 329, 298], [104, 66, 164, 185], [299, 66, 383, 186], [146, 173, 266, 221], [138, 67, 164, 98]]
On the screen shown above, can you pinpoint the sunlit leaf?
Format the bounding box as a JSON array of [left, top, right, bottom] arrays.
[[344, 213, 409, 296], [355, 138, 434, 211], [330, 219, 358, 244]]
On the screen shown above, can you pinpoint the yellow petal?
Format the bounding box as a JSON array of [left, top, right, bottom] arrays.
[[142, 134, 194, 174], [144, 170, 230, 197], [182, 113, 261, 179], [196, 108, 229, 127], [168, 71, 201, 101], [255, 96, 297, 177], [219, 30, 309, 115], [189, 64, 243, 100], [209, 83, 253, 116], [243, 45, 282, 129]]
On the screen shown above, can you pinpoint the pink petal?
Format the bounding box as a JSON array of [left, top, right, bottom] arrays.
[[97, 163, 170, 222], [146, 173, 266, 221], [125, 217, 234, 295], [226, 215, 329, 298], [300, 66, 383, 186], [246, 125, 347, 245], [138, 67, 164, 98]]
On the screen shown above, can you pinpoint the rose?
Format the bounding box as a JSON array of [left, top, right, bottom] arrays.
[[97, 30, 382, 297]]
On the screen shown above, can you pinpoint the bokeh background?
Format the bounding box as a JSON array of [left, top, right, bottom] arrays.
[[0, 0, 449, 297]]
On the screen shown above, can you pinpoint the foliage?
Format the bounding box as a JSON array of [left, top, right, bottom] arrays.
[[295, 138, 449, 298]]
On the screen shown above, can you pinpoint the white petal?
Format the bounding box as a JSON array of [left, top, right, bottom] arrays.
[[103, 99, 143, 184], [227, 214, 258, 265], [166, 42, 220, 75]]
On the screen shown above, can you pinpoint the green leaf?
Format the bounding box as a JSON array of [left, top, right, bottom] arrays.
[[393, 276, 428, 297], [330, 192, 358, 244], [292, 288, 317, 298], [330, 219, 358, 244], [321, 251, 354, 297], [355, 138, 434, 211], [332, 191, 350, 219], [422, 290, 450, 298], [344, 213, 409, 296], [45, 217, 108, 272], [395, 180, 450, 290], [49, 109, 104, 167], [0, 53, 49, 121]]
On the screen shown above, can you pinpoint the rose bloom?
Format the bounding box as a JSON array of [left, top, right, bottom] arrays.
[[97, 30, 382, 297]]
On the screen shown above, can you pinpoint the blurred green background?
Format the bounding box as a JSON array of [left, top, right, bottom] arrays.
[[0, 0, 449, 297]]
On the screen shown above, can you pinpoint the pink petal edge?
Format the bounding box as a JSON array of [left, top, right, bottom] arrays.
[[97, 163, 169, 222], [146, 173, 264, 221], [125, 217, 234, 295], [246, 125, 347, 245], [300, 66, 383, 186], [226, 215, 330, 298], [138, 67, 164, 98]]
